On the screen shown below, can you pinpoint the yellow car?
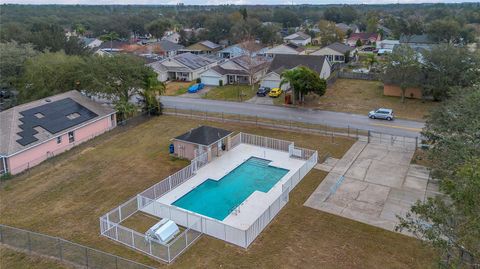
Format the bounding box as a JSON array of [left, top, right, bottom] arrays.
[[268, 88, 283, 97]]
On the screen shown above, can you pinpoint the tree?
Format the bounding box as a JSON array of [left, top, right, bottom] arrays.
[[280, 66, 327, 105], [397, 87, 480, 267], [317, 20, 344, 47], [364, 53, 377, 70], [18, 51, 87, 102], [382, 44, 422, 103], [422, 44, 480, 101], [138, 69, 165, 116], [272, 9, 301, 28], [426, 19, 462, 43], [99, 32, 119, 52], [0, 41, 37, 91], [64, 36, 92, 56], [86, 54, 155, 107], [355, 39, 362, 47], [365, 12, 379, 33], [257, 24, 281, 46], [146, 19, 171, 39]]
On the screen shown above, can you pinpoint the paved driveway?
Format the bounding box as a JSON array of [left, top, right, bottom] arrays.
[[305, 141, 440, 233]]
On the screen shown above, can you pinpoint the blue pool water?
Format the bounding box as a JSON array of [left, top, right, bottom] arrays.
[[172, 157, 289, 221]]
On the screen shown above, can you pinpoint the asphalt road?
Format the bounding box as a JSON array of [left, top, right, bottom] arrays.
[[161, 96, 425, 138]]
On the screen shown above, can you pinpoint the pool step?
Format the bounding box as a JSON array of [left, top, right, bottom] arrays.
[[248, 158, 271, 168]]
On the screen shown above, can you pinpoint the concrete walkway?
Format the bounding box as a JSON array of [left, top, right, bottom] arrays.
[[306, 140, 440, 233]]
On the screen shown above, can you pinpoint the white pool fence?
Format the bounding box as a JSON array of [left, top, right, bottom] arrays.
[[99, 132, 318, 262]]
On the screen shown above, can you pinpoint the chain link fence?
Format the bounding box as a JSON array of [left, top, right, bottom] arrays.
[[0, 224, 155, 269]]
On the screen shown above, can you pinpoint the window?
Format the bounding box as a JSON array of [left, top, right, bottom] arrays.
[[68, 131, 75, 143], [57, 136, 62, 144]]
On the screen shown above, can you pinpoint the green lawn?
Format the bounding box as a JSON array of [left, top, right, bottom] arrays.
[[309, 79, 438, 121], [0, 115, 435, 268], [202, 84, 257, 102]]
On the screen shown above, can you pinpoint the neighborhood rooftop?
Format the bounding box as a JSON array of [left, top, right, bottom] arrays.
[[0, 90, 115, 156], [174, 53, 217, 70], [174, 126, 232, 146], [268, 54, 328, 74], [323, 42, 352, 54]]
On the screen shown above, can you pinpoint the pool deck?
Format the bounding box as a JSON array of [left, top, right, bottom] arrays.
[[154, 143, 306, 230]]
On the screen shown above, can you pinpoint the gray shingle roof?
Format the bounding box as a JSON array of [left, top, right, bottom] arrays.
[[324, 42, 352, 54], [267, 54, 328, 75], [175, 126, 232, 146], [157, 40, 185, 52]]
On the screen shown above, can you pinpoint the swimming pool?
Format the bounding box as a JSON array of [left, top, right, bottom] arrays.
[[172, 157, 289, 220]]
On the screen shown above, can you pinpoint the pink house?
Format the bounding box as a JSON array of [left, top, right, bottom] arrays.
[[0, 90, 116, 175]]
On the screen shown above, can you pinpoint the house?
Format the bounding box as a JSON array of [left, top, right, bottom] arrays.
[[376, 39, 400, 54], [311, 42, 353, 63], [81, 37, 102, 48], [260, 54, 331, 91], [178, 40, 222, 55], [200, 55, 270, 86], [399, 34, 436, 52], [162, 31, 180, 44], [346, 33, 381, 47], [148, 53, 221, 82], [217, 41, 268, 59], [93, 40, 130, 55], [336, 23, 360, 34], [283, 31, 312, 46], [265, 43, 306, 58], [172, 125, 233, 160], [0, 90, 116, 175]]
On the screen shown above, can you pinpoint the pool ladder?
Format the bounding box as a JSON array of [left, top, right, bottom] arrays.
[[232, 201, 246, 216]]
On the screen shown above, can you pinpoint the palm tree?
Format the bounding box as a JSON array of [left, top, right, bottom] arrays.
[[364, 53, 378, 70], [99, 31, 119, 52], [280, 68, 300, 105], [139, 72, 165, 115]]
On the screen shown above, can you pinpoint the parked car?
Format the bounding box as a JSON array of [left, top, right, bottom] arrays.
[[368, 108, 394, 121], [256, 86, 271, 97], [361, 47, 376, 52], [268, 88, 283, 98], [188, 83, 205, 93]]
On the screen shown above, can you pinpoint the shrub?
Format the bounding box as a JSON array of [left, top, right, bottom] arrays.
[[196, 78, 201, 83]]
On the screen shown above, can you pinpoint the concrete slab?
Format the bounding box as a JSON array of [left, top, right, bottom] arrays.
[[407, 165, 430, 179], [314, 157, 339, 172], [345, 158, 371, 180], [305, 140, 434, 236], [403, 176, 428, 191], [364, 160, 408, 188]]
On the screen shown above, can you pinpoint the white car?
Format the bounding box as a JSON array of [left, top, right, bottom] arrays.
[[368, 108, 394, 121]]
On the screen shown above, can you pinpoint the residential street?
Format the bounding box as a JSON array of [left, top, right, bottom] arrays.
[[161, 96, 425, 138]]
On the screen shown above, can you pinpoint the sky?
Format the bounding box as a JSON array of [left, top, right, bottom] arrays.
[[1, 0, 479, 5]]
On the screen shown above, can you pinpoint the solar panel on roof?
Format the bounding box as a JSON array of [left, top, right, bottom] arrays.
[[15, 98, 98, 146]]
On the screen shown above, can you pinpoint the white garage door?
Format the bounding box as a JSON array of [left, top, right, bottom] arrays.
[[202, 76, 221, 86], [261, 80, 280, 89]]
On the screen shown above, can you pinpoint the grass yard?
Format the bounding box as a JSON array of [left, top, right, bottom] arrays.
[[0, 247, 70, 269], [164, 81, 193, 96], [0, 115, 434, 268], [202, 84, 256, 102], [312, 79, 439, 121]]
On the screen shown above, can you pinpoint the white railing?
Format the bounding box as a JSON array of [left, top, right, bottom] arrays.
[[100, 132, 318, 258], [100, 213, 201, 263], [230, 133, 241, 149], [240, 133, 293, 153]]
